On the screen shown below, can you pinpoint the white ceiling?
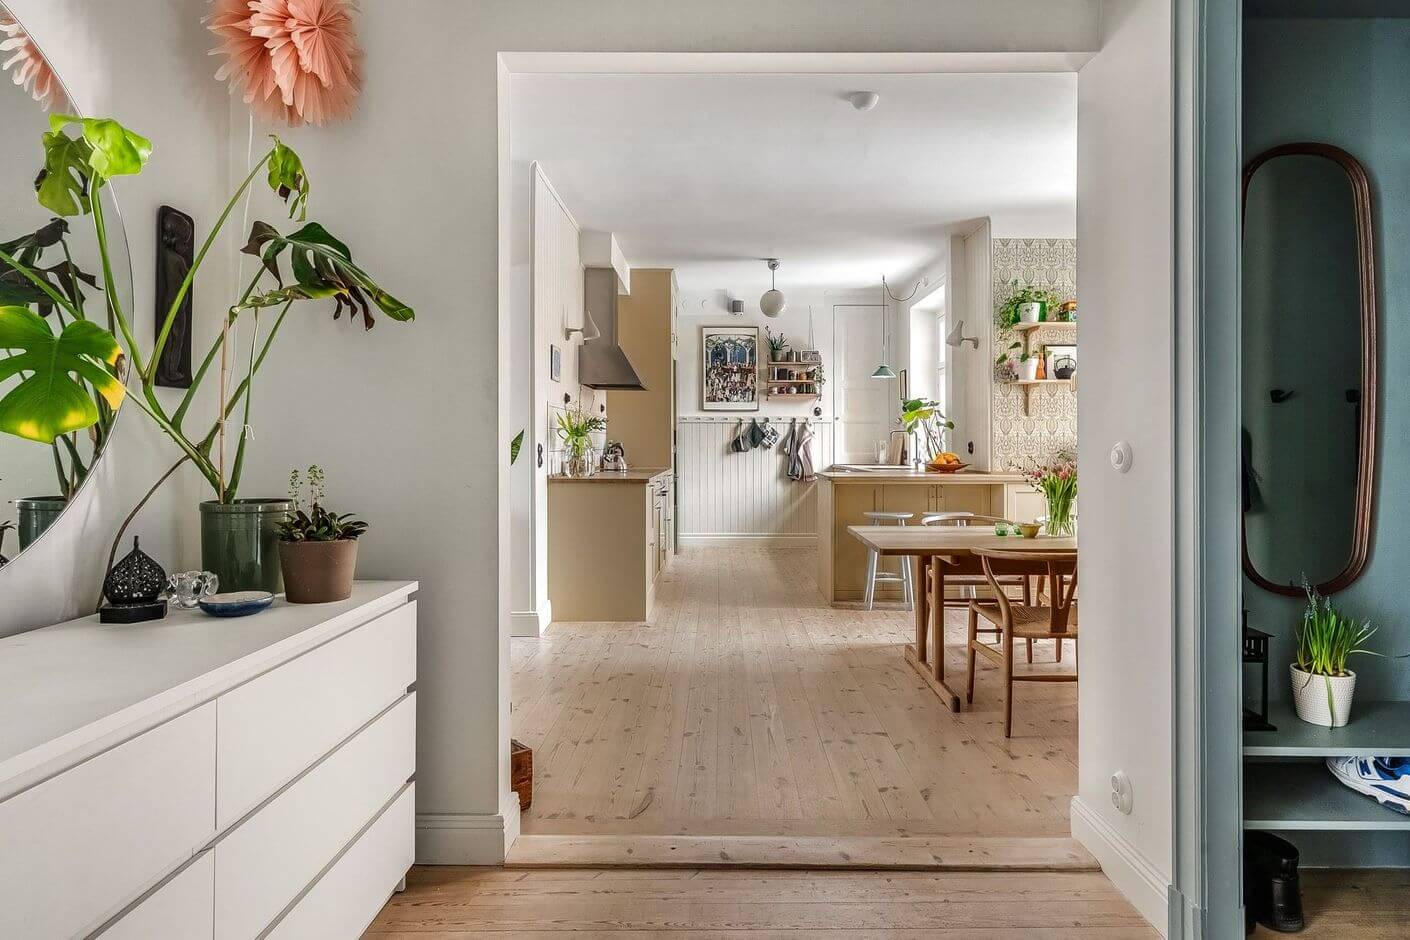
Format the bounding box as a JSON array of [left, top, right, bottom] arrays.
[[511, 72, 1076, 292]]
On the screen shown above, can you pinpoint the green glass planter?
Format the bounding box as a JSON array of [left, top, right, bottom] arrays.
[[16, 496, 66, 550], [200, 499, 294, 594]]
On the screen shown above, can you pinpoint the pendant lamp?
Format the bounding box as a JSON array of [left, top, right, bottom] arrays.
[[872, 276, 896, 378], [760, 259, 786, 318]]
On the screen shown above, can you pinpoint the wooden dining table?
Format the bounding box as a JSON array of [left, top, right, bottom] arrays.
[[847, 525, 1078, 711]]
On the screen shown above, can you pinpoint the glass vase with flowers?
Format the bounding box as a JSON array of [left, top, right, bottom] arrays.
[[1025, 456, 1077, 537], [556, 406, 606, 477]]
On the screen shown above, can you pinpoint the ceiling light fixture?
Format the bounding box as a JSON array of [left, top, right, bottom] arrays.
[[760, 258, 786, 318], [848, 91, 880, 112]]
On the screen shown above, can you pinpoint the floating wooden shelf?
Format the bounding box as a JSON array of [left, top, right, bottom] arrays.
[[1010, 378, 1075, 416], [767, 391, 821, 399], [1013, 320, 1077, 335], [1244, 701, 1410, 757], [768, 361, 820, 369], [1244, 759, 1410, 831], [766, 380, 818, 386]]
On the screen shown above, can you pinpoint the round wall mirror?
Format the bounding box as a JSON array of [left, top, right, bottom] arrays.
[[0, 4, 133, 569]]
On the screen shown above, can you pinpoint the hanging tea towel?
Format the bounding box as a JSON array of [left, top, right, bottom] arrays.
[[730, 419, 752, 453], [748, 418, 766, 449], [759, 420, 780, 449]]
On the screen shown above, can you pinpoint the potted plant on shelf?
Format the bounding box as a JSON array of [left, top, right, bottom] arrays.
[[1024, 456, 1077, 537], [556, 406, 606, 477], [275, 465, 367, 604], [0, 115, 414, 596], [1291, 584, 1380, 728], [999, 280, 1062, 328]]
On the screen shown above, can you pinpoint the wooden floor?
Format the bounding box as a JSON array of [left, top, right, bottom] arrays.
[[365, 866, 1158, 937], [511, 547, 1077, 840], [1250, 869, 1410, 939]]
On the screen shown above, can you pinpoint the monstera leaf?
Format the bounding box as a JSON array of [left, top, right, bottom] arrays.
[[267, 137, 310, 221], [242, 221, 414, 329], [37, 115, 152, 217], [0, 219, 99, 314], [0, 306, 125, 443]]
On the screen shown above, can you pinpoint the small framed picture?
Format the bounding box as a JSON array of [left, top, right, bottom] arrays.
[[702, 326, 759, 411], [1047, 344, 1077, 380], [550, 344, 562, 382], [797, 349, 822, 362]]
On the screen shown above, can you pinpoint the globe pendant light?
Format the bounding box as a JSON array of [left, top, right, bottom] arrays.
[[760, 259, 786, 318]]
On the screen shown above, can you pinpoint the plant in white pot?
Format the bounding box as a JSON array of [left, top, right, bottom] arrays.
[[998, 281, 1062, 328], [1291, 584, 1379, 728]]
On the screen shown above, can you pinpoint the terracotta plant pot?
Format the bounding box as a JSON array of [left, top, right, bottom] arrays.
[[278, 539, 359, 604]]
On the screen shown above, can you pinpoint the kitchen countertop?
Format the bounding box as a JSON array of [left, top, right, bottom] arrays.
[[818, 467, 1026, 484], [548, 467, 671, 484]]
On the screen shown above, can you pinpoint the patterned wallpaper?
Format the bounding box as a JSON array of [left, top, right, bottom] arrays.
[[990, 238, 1078, 470]]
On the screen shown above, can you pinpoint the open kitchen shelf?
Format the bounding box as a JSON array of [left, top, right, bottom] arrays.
[[1013, 320, 1077, 336], [1011, 378, 1074, 416]]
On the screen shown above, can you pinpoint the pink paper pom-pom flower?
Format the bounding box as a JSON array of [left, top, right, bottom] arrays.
[[0, 14, 66, 111]]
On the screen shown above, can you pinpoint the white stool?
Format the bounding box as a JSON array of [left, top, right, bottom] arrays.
[[863, 511, 914, 610]]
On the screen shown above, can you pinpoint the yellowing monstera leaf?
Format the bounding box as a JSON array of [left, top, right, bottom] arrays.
[[0, 306, 125, 443]]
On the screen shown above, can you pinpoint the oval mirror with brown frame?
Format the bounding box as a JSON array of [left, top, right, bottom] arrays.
[[1241, 142, 1377, 596]]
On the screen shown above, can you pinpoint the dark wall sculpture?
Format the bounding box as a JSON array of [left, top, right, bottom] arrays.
[[155, 205, 194, 388]]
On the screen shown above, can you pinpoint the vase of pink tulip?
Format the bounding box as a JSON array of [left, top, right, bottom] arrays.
[[1026, 457, 1077, 537]]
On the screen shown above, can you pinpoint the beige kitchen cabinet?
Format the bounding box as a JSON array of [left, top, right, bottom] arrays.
[[548, 469, 671, 622]]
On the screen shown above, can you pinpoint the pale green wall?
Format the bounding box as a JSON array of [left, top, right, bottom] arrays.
[[1244, 15, 1410, 704]]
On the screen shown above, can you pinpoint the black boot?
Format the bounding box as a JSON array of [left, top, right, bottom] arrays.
[[1244, 831, 1305, 933]]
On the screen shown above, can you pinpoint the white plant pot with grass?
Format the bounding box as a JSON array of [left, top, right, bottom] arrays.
[[1290, 665, 1356, 728], [1019, 358, 1040, 381], [1018, 301, 1043, 324], [1290, 583, 1379, 728]]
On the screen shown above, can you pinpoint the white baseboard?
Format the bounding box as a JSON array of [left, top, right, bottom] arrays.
[[678, 534, 817, 549], [510, 604, 550, 637], [1070, 796, 1170, 936], [416, 792, 522, 864]]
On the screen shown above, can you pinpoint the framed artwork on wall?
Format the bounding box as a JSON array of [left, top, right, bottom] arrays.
[[702, 326, 759, 411], [1047, 344, 1077, 379]]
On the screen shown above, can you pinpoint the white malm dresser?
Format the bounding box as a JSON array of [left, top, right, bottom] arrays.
[[0, 581, 418, 939]]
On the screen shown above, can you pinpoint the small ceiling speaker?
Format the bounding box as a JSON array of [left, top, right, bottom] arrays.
[[848, 91, 880, 112], [760, 258, 786, 318]]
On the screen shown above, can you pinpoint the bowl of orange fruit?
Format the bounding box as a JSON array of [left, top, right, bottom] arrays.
[[925, 452, 969, 473]]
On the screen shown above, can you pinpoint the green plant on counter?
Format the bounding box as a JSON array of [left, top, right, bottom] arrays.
[[900, 397, 954, 462], [276, 465, 368, 542], [998, 279, 1062, 328], [556, 407, 605, 459]]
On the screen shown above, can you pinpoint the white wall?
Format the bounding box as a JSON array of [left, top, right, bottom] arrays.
[[1072, 0, 1175, 930], [10, 0, 1196, 889], [0, 0, 233, 636]]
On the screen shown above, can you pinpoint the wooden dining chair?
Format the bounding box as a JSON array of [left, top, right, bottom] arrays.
[[921, 513, 1038, 663], [964, 548, 1078, 738]]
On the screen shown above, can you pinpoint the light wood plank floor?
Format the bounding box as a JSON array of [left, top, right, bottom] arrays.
[[1250, 869, 1410, 940], [365, 867, 1158, 937], [511, 546, 1076, 839]]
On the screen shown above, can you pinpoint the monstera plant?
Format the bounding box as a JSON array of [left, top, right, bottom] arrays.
[[0, 114, 414, 591]]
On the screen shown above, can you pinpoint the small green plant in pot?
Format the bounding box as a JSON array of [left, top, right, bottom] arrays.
[[1291, 583, 1379, 728], [276, 466, 368, 604], [998, 280, 1062, 328]]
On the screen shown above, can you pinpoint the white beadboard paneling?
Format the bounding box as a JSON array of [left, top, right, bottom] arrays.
[[677, 418, 834, 539]]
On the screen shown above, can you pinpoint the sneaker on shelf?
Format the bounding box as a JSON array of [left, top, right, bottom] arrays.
[[1326, 756, 1410, 814]]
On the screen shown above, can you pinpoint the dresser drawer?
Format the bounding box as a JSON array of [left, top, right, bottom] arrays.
[[102, 851, 214, 940], [0, 704, 216, 938], [266, 784, 415, 940], [215, 693, 415, 940], [216, 601, 415, 829]]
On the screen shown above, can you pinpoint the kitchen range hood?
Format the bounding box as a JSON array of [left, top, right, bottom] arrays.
[[579, 266, 646, 390]]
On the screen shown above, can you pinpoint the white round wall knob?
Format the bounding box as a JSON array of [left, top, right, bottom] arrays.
[[1109, 441, 1133, 474]]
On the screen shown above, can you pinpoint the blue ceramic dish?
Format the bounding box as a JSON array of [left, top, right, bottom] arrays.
[[199, 591, 275, 617]]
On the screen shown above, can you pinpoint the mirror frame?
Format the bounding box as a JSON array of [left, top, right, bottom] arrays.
[[1240, 142, 1378, 596], [0, 5, 134, 571]]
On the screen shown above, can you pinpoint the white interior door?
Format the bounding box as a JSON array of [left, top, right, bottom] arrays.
[[834, 305, 890, 463]]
